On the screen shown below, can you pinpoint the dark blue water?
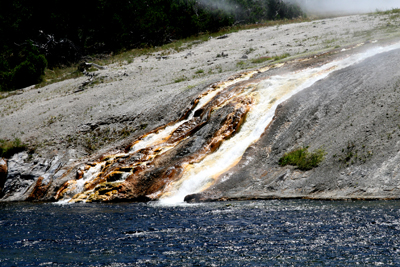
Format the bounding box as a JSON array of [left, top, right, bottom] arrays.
[[1, 200, 400, 266]]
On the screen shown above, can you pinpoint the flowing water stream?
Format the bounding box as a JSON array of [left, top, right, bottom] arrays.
[[158, 42, 400, 204], [55, 41, 400, 204]]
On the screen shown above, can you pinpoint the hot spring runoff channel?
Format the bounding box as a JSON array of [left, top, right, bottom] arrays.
[[55, 41, 400, 204]]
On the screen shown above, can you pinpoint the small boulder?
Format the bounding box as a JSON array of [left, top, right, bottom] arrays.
[[216, 34, 229, 39]]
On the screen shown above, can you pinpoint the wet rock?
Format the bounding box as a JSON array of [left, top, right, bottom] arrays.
[[0, 158, 7, 195], [114, 98, 252, 201], [1, 151, 75, 202], [26, 176, 51, 201], [184, 193, 208, 203], [2, 152, 39, 201], [84, 182, 122, 202]]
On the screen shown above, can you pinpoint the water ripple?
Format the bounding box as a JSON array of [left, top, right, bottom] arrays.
[[1, 200, 400, 266]]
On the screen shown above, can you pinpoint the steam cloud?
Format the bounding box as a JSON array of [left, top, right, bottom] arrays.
[[285, 0, 400, 15]]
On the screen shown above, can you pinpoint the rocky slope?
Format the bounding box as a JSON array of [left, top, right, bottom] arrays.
[[187, 43, 400, 202], [1, 12, 400, 202]]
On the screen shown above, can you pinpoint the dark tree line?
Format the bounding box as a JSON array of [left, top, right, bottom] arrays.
[[0, 0, 303, 90]]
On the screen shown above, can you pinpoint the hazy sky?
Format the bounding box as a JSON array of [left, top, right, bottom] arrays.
[[285, 0, 400, 15]]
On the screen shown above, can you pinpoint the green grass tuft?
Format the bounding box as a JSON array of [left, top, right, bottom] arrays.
[[279, 146, 325, 171], [251, 56, 272, 64], [174, 76, 188, 83], [0, 138, 28, 158], [273, 53, 290, 61], [195, 69, 204, 74], [251, 53, 290, 64]]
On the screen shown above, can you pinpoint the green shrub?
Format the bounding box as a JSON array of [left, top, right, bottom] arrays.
[[12, 54, 47, 89], [0, 42, 47, 91], [0, 138, 28, 158], [279, 146, 325, 171]]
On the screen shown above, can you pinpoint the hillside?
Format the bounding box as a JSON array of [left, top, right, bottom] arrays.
[[1, 10, 400, 202]]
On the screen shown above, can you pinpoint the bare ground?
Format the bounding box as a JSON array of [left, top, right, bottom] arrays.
[[1, 12, 399, 160]]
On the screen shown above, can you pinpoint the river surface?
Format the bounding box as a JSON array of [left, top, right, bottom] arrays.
[[1, 200, 400, 266]]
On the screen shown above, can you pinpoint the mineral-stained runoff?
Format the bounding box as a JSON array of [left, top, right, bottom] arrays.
[[2, 11, 400, 203], [39, 40, 400, 204]]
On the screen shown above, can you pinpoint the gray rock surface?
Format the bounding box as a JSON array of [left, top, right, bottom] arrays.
[[2, 151, 74, 201]]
